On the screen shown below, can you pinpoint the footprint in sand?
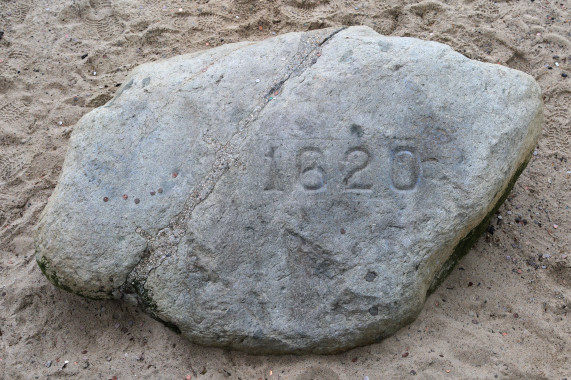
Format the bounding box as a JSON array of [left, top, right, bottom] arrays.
[[84, 0, 122, 40], [171, 12, 195, 31], [472, 0, 501, 21], [0, 48, 32, 73], [296, 366, 341, 380], [279, 0, 342, 23], [6, 0, 31, 23], [0, 150, 29, 185], [195, 13, 227, 32], [544, 91, 571, 156], [0, 100, 29, 125]]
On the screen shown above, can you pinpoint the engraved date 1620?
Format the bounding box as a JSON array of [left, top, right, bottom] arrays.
[[263, 145, 421, 192]]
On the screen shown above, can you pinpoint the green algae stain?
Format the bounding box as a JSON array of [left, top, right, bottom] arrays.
[[428, 152, 533, 294]]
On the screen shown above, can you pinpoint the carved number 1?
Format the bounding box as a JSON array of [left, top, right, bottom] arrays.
[[264, 146, 283, 191]]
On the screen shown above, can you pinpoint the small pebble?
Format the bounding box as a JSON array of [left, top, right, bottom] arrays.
[[134, 198, 140, 204], [122, 194, 128, 200], [150, 191, 156, 196], [562, 73, 568, 78], [45, 361, 52, 368], [255, 79, 260, 83], [157, 188, 163, 193], [103, 197, 109, 202]]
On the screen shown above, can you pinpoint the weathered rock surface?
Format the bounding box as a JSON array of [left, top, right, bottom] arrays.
[[35, 26, 543, 354]]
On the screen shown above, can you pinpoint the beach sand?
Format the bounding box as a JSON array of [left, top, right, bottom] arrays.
[[0, 0, 569, 378]]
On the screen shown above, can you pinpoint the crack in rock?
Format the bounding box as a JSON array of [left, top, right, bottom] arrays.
[[124, 27, 346, 311]]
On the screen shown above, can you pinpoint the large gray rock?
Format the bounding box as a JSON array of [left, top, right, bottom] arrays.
[[35, 26, 543, 354]]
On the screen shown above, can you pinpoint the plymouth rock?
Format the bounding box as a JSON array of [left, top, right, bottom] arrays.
[[35, 26, 543, 354]]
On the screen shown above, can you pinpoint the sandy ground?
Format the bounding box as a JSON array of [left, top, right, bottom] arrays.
[[0, 0, 570, 379]]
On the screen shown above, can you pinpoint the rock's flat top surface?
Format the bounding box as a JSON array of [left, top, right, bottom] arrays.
[[35, 26, 542, 354]]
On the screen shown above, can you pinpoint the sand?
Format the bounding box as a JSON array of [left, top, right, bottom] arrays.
[[0, 0, 569, 379]]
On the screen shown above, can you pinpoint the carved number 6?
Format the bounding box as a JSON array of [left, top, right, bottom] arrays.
[[297, 147, 326, 191]]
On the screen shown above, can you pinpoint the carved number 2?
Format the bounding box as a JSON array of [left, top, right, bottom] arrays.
[[343, 147, 372, 190]]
